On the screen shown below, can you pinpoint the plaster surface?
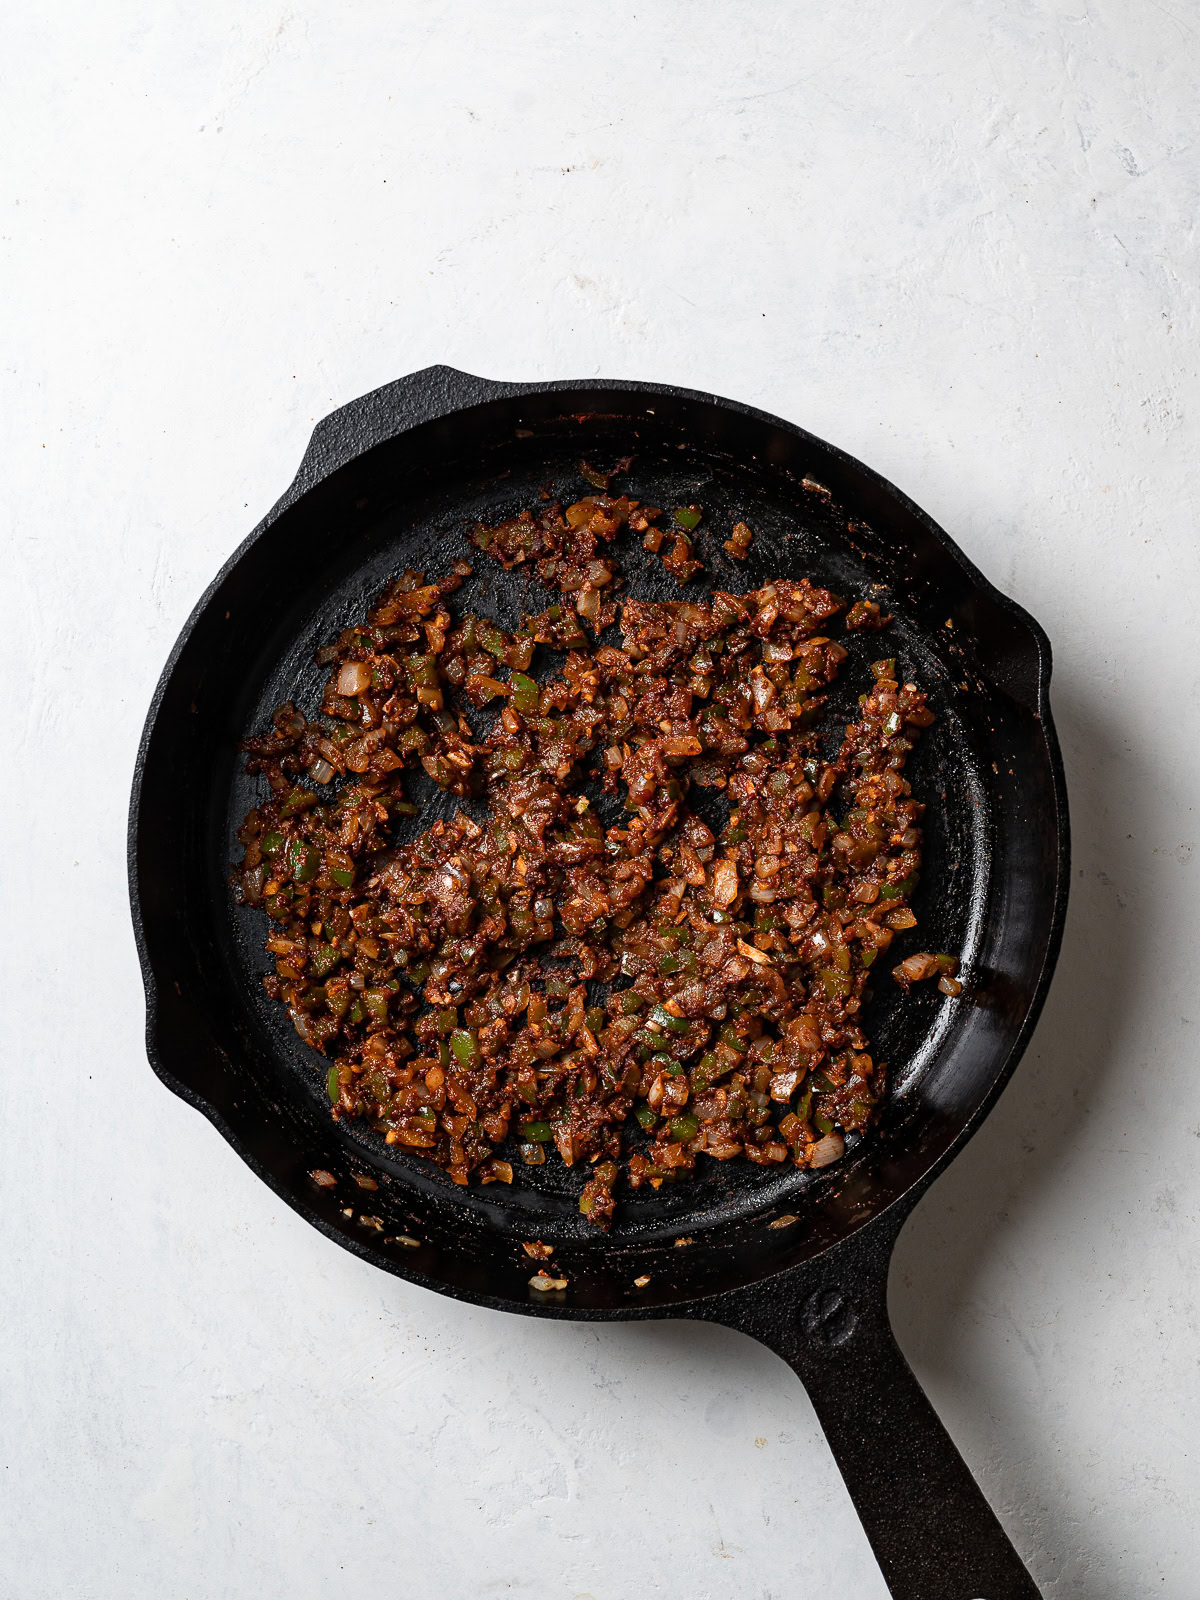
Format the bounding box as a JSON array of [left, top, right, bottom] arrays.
[[4, 3, 1199, 1595]]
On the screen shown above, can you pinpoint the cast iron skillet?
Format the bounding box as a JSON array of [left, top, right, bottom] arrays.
[[129, 367, 1068, 1599]]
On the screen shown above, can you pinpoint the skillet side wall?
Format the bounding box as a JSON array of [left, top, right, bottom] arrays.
[[130, 380, 1067, 1316]]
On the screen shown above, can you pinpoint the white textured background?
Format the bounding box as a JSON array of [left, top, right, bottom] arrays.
[[4, 3, 1198, 1595]]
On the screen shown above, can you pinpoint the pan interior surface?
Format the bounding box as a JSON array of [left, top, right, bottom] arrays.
[[134, 383, 1064, 1312]]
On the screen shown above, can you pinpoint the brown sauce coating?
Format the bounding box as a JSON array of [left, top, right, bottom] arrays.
[[233, 491, 954, 1227]]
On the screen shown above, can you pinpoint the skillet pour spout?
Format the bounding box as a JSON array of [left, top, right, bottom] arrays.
[[130, 366, 1068, 1599]]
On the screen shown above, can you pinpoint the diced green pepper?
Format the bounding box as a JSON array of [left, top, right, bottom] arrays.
[[280, 788, 316, 817], [519, 1120, 552, 1141], [330, 867, 354, 888], [477, 621, 507, 658], [673, 506, 702, 531], [450, 1029, 481, 1069], [289, 839, 320, 883], [635, 1104, 658, 1130], [880, 874, 917, 900], [512, 673, 539, 713], [437, 1008, 458, 1035], [693, 1051, 720, 1090], [262, 831, 284, 856], [310, 944, 340, 979], [362, 989, 388, 1025], [819, 967, 852, 1000], [669, 1113, 700, 1142], [649, 1004, 690, 1035], [405, 653, 440, 689], [326, 1065, 340, 1102]]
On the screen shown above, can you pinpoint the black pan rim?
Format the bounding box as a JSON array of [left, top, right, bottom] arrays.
[[127, 368, 1070, 1322]]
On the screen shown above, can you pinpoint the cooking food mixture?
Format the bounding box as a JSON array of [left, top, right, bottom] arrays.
[[233, 484, 959, 1228]]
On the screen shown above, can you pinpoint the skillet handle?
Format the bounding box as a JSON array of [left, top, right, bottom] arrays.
[[283, 365, 522, 507], [703, 1213, 1041, 1600]]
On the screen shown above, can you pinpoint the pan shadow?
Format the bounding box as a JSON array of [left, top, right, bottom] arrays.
[[888, 669, 1152, 1598]]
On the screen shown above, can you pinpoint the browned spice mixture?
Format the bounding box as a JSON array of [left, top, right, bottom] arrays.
[[233, 490, 958, 1228], [724, 521, 753, 561]]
